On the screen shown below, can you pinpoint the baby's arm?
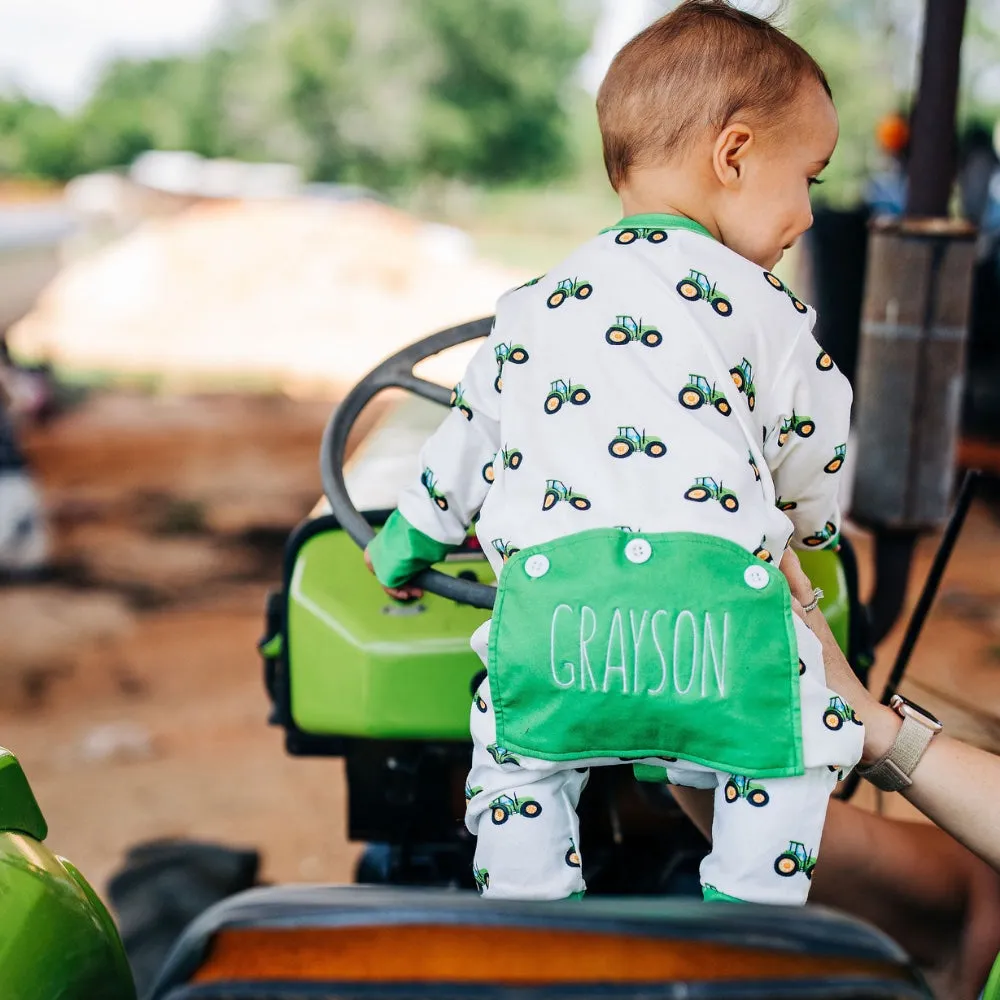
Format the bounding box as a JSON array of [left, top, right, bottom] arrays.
[[764, 320, 852, 550], [366, 321, 501, 590]]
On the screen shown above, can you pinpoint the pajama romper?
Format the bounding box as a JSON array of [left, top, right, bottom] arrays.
[[369, 213, 864, 906]]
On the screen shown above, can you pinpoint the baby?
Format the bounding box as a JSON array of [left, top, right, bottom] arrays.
[[367, 0, 863, 905]]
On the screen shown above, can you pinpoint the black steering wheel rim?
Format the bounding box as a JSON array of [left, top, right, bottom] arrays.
[[320, 316, 498, 610]]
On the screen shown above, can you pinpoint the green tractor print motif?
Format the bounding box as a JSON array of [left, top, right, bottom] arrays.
[[608, 426, 666, 459], [544, 378, 591, 414], [615, 226, 667, 245], [684, 476, 739, 513], [489, 792, 543, 825], [547, 277, 593, 309], [724, 774, 770, 807], [816, 349, 834, 371], [487, 744, 521, 767], [565, 839, 582, 868], [777, 411, 816, 447], [542, 479, 592, 512], [420, 468, 448, 511], [748, 451, 761, 482], [605, 315, 662, 348], [494, 342, 529, 393], [763, 271, 809, 314], [729, 358, 757, 411], [753, 538, 773, 563], [518, 275, 543, 289], [473, 866, 490, 894], [774, 840, 817, 880], [465, 783, 484, 801], [803, 521, 838, 548], [823, 696, 863, 731], [678, 374, 732, 416], [450, 383, 473, 421], [473, 690, 488, 713], [482, 445, 523, 484], [824, 443, 847, 474], [776, 496, 798, 512], [491, 538, 520, 563], [676, 269, 733, 316]]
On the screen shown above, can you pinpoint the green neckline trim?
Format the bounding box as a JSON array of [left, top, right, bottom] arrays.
[[601, 213, 715, 241]]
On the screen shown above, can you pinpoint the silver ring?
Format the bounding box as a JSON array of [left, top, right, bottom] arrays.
[[801, 587, 824, 613]]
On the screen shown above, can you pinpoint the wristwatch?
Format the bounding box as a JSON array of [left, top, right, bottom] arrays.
[[856, 694, 942, 792]]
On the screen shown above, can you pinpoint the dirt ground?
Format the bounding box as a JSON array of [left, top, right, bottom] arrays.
[[2, 388, 1000, 904]]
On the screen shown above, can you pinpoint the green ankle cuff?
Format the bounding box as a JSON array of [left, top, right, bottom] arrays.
[[702, 884, 746, 903]]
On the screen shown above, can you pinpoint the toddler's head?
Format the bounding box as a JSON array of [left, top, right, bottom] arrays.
[[597, 0, 837, 270]]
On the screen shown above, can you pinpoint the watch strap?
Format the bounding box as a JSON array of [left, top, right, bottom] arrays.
[[856, 715, 935, 792]]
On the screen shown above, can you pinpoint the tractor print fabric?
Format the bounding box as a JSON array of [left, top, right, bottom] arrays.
[[465, 613, 860, 905]]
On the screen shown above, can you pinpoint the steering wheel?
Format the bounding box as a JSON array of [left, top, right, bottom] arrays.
[[321, 316, 498, 610]]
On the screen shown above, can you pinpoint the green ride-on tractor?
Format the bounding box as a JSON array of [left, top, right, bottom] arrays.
[[677, 374, 732, 415], [723, 774, 770, 807], [676, 269, 733, 316], [824, 696, 863, 731], [605, 315, 662, 348], [729, 358, 757, 411], [489, 793, 543, 824], [777, 411, 816, 446], [614, 226, 667, 245], [608, 426, 667, 459], [774, 840, 818, 879], [683, 476, 739, 512], [547, 277, 593, 309], [544, 378, 591, 414], [494, 342, 529, 392], [542, 478, 592, 511]]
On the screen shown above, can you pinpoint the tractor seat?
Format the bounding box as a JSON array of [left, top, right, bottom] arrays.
[[148, 885, 929, 999]]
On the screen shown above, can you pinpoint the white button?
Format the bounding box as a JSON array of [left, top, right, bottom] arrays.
[[525, 554, 550, 578], [625, 538, 652, 564], [744, 565, 769, 589]]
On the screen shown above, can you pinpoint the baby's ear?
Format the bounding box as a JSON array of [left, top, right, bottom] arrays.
[[713, 123, 754, 187]]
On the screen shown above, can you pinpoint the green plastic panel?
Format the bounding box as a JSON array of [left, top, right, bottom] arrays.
[[796, 547, 850, 656], [0, 749, 47, 841], [288, 529, 491, 740]]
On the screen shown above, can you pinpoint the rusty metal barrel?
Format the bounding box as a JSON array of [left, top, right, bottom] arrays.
[[852, 217, 976, 531]]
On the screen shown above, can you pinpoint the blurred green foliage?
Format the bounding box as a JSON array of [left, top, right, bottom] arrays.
[[0, 0, 594, 189]]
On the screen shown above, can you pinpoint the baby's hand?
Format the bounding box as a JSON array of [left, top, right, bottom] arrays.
[[364, 546, 424, 602]]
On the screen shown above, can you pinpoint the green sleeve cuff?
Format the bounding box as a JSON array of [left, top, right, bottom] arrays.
[[367, 510, 456, 588]]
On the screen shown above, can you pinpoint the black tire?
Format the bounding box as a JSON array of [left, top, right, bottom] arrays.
[[644, 441, 666, 458], [764, 271, 784, 290], [544, 393, 563, 414], [796, 421, 815, 438], [720, 494, 739, 512], [755, 546, 772, 562], [711, 298, 732, 316], [817, 352, 834, 371], [724, 780, 738, 803], [748, 789, 769, 808], [609, 438, 635, 458], [575, 284, 593, 299], [677, 279, 701, 300], [824, 711, 844, 731], [491, 806, 510, 825], [729, 367, 744, 390], [435, 496, 449, 511], [565, 847, 581, 867], [606, 327, 630, 345], [482, 462, 495, 484], [615, 230, 638, 244], [824, 457, 843, 474], [799, 658, 806, 676], [475, 694, 488, 713], [851, 710, 863, 727], [547, 291, 566, 309], [777, 431, 790, 448], [714, 397, 731, 416], [641, 329, 662, 348], [570, 497, 591, 511], [777, 499, 797, 511], [449, 388, 458, 406], [804, 535, 824, 547], [806, 865, 814, 881], [542, 490, 559, 511], [747, 392, 756, 412], [494, 374, 503, 394], [684, 487, 709, 502], [571, 388, 591, 405], [519, 800, 543, 818], [509, 348, 528, 364], [774, 854, 798, 877], [678, 387, 705, 409], [508, 451, 523, 469], [647, 230, 667, 243], [792, 297, 808, 314], [459, 405, 473, 422]]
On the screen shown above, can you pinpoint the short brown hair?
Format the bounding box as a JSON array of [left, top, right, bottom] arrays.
[[596, 0, 830, 190]]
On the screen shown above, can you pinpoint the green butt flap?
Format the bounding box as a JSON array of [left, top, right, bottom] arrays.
[[487, 529, 804, 778]]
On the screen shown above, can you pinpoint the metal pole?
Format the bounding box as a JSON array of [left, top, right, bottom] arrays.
[[905, 0, 970, 217]]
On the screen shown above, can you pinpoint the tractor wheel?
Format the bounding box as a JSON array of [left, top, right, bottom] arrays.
[[747, 392, 756, 412], [565, 847, 581, 867], [817, 352, 833, 371], [509, 348, 528, 364], [764, 271, 784, 290], [712, 298, 732, 316], [684, 487, 709, 502], [570, 496, 592, 511], [850, 710, 863, 726], [494, 375, 503, 394], [520, 800, 543, 818], [825, 521, 837, 534], [544, 393, 563, 414], [778, 499, 797, 511], [823, 711, 844, 731], [791, 297, 808, 314], [714, 397, 732, 416], [547, 291, 566, 309], [720, 494, 739, 512], [542, 490, 560, 511], [606, 327, 630, 345], [679, 387, 705, 409], [508, 451, 523, 469], [729, 367, 744, 390], [475, 694, 488, 713], [449, 388, 458, 406], [677, 280, 701, 300], [806, 865, 815, 881], [777, 431, 790, 448], [615, 230, 638, 244], [774, 854, 798, 877], [647, 230, 667, 243], [505, 547, 520, 561], [482, 462, 495, 484], [796, 421, 815, 438], [435, 496, 449, 511], [575, 283, 593, 299], [571, 388, 591, 405], [641, 329, 662, 348], [644, 441, 666, 458], [609, 439, 635, 458], [799, 658, 806, 676], [724, 780, 739, 803], [491, 806, 511, 825], [749, 789, 769, 808], [803, 535, 823, 547], [824, 457, 843, 474], [755, 546, 772, 562], [459, 405, 473, 421]]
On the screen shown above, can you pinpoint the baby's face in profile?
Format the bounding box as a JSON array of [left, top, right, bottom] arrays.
[[719, 79, 839, 272]]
